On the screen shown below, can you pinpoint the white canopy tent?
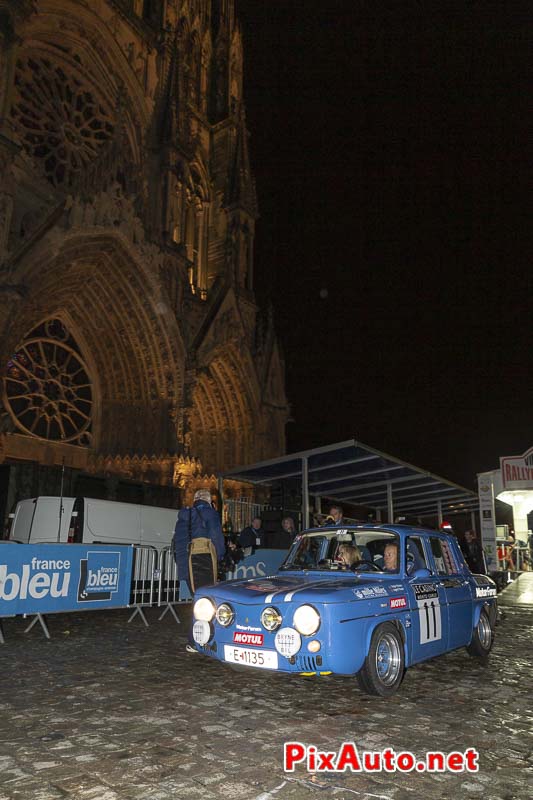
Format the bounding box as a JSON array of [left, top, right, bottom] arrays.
[[222, 439, 479, 529]]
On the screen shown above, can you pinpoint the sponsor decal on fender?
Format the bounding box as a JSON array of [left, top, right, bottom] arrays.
[[475, 586, 497, 598], [388, 584, 404, 593], [389, 596, 408, 609], [353, 586, 388, 599], [233, 631, 264, 646]]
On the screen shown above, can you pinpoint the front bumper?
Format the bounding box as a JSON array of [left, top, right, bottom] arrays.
[[191, 606, 369, 676]]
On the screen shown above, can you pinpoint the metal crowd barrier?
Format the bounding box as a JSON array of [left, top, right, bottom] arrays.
[[514, 545, 530, 571], [128, 545, 159, 627], [128, 545, 191, 628], [495, 543, 530, 573]]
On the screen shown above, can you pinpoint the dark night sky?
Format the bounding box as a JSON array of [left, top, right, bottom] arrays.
[[237, 1, 532, 490]]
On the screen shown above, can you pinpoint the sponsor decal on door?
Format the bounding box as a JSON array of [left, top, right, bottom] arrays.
[[413, 584, 442, 644]]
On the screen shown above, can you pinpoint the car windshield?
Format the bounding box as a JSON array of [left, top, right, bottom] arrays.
[[280, 529, 401, 573]]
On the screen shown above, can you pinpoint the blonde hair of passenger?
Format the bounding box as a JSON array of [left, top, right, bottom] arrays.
[[338, 544, 361, 567]]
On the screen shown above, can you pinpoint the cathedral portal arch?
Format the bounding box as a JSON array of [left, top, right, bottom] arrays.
[[2, 231, 186, 459], [189, 343, 259, 473]]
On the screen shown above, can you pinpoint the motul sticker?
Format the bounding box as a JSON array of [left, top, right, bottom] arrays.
[[389, 596, 407, 609], [233, 631, 264, 646]]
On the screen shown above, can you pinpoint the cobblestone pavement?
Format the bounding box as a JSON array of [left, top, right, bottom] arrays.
[[0, 581, 532, 800]]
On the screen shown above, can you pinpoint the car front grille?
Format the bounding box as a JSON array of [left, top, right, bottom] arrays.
[[296, 655, 319, 672]]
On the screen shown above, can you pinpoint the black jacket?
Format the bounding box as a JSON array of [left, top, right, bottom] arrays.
[[238, 525, 265, 552]]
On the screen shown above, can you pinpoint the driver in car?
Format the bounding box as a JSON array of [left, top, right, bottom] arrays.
[[383, 541, 399, 572]]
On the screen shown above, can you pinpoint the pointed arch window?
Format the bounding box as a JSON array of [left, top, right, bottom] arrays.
[[200, 42, 210, 115], [184, 170, 208, 298], [186, 33, 202, 107], [3, 319, 93, 446]]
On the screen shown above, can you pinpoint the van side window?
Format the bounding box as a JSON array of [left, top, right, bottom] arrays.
[[429, 537, 458, 576]]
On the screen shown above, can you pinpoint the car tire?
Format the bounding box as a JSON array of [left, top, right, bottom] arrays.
[[356, 622, 405, 697], [466, 609, 494, 658]]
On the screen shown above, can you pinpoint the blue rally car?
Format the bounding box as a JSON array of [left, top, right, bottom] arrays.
[[191, 524, 498, 696]]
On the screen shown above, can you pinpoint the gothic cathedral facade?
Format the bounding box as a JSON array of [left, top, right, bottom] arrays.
[[0, 0, 288, 508]]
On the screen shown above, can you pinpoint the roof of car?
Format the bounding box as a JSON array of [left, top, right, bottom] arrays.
[[301, 524, 452, 538]]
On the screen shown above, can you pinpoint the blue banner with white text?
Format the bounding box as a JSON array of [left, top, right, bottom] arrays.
[[0, 544, 134, 617], [226, 548, 288, 581]]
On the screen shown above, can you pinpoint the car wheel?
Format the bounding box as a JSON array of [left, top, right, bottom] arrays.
[[466, 609, 494, 658], [356, 622, 405, 697]]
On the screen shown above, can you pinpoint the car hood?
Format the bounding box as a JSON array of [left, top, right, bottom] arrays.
[[201, 572, 396, 606]]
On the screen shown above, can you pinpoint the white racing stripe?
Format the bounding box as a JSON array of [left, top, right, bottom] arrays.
[[264, 592, 283, 603], [265, 579, 335, 604], [284, 580, 332, 602]]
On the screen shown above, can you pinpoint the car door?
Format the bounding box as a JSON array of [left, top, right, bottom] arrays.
[[430, 535, 473, 649], [406, 535, 449, 663]]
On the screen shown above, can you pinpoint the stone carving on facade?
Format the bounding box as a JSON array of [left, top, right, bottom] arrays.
[[65, 183, 146, 246]]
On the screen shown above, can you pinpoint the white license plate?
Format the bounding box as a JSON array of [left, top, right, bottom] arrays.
[[224, 645, 278, 670]]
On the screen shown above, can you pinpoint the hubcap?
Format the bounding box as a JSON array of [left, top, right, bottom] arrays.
[[478, 614, 491, 649], [375, 632, 401, 686]]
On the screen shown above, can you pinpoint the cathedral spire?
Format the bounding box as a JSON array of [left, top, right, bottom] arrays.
[[227, 108, 257, 216]]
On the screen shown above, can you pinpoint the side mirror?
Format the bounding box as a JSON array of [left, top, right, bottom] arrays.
[[410, 568, 431, 580]]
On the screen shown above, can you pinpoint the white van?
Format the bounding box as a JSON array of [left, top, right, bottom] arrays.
[[7, 496, 179, 552]]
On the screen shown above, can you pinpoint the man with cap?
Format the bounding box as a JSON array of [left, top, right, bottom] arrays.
[[322, 504, 345, 527], [172, 489, 225, 595]]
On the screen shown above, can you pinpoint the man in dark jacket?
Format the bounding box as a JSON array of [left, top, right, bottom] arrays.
[[269, 516, 298, 549], [464, 529, 487, 574], [238, 517, 265, 555], [172, 489, 225, 592]]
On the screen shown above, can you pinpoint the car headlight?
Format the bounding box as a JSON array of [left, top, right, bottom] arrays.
[[261, 606, 283, 631], [293, 604, 320, 636], [194, 597, 215, 622], [216, 603, 234, 627]]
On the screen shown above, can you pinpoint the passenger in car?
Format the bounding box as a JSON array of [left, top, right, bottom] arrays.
[[337, 544, 362, 569]]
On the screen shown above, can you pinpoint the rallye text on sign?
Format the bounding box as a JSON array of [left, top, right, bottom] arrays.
[[191, 525, 498, 696]]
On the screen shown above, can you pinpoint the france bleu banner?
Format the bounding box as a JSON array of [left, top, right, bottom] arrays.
[[0, 544, 134, 617]]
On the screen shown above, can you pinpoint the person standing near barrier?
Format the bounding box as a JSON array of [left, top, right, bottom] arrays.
[[269, 516, 298, 549], [172, 489, 225, 594], [219, 536, 245, 575], [238, 516, 265, 555], [463, 529, 486, 574]]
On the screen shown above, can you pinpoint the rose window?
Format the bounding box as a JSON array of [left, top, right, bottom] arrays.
[[11, 55, 115, 187], [4, 319, 93, 446]]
